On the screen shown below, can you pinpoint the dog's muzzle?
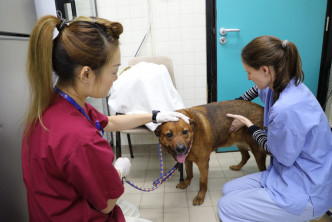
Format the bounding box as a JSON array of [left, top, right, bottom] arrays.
[[175, 142, 188, 163], [175, 143, 187, 154]]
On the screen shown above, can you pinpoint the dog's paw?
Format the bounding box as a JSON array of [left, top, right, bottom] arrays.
[[176, 181, 189, 189], [229, 164, 242, 171], [192, 196, 204, 205]]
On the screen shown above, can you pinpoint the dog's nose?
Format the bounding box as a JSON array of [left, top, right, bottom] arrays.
[[175, 143, 186, 154]]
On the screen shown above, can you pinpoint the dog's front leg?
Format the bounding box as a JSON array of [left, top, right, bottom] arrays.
[[193, 160, 209, 205], [176, 159, 193, 189]]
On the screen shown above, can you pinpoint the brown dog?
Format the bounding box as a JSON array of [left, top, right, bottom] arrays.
[[154, 100, 266, 205]]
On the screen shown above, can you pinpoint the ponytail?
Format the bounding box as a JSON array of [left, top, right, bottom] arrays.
[[283, 40, 304, 84], [272, 39, 304, 101], [24, 15, 60, 136]]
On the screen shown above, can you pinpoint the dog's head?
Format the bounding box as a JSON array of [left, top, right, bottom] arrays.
[[154, 118, 195, 163]]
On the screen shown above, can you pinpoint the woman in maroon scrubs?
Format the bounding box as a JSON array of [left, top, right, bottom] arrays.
[[22, 15, 188, 222]]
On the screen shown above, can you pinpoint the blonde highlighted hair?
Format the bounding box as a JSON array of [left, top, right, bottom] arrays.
[[24, 15, 123, 138]]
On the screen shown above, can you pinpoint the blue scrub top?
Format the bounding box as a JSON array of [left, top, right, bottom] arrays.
[[258, 79, 332, 217]]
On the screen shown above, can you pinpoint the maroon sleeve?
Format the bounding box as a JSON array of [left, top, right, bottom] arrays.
[[64, 138, 124, 211], [85, 103, 109, 128]]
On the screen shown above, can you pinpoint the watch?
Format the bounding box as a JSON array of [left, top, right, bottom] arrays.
[[152, 110, 160, 123]]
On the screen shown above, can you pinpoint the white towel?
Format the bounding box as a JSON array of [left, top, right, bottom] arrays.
[[117, 199, 152, 222], [108, 62, 185, 131]]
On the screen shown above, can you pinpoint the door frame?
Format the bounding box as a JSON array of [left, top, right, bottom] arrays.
[[206, 0, 332, 107], [318, 0, 332, 108], [206, 0, 217, 103]]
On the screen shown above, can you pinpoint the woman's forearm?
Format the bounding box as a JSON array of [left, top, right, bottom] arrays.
[[104, 113, 152, 132]]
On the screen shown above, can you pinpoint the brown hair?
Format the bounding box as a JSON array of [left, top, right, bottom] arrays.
[[24, 15, 123, 137], [241, 35, 304, 102]]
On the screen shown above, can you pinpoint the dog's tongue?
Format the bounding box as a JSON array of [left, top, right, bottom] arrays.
[[177, 154, 186, 163]]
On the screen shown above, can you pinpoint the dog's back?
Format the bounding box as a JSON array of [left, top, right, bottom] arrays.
[[179, 100, 264, 150]]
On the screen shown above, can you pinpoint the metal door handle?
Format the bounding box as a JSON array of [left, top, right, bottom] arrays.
[[220, 28, 240, 36]]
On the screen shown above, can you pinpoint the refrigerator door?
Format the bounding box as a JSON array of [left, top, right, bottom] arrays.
[[0, 0, 36, 221], [0, 39, 31, 222]]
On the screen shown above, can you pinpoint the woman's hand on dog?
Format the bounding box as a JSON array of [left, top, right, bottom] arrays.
[[156, 112, 190, 124], [227, 114, 254, 132], [229, 119, 245, 133]]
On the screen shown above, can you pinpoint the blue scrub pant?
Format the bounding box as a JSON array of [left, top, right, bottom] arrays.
[[218, 172, 322, 222]]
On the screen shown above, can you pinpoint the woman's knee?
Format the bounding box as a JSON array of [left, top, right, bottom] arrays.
[[218, 194, 238, 220], [222, 173, 263, 196], [222, 180, 236, 195], [218, 196, 227, 211], [218, 194, 236, 208]]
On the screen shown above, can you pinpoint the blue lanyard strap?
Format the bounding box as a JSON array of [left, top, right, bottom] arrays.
[[54, 87, 104, 137]]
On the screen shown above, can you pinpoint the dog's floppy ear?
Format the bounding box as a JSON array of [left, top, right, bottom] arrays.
[[154, 124, 163, 137]]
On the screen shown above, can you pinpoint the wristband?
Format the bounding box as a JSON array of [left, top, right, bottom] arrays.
[[248, 125, 260, 135], [152, 110, 160, 123]]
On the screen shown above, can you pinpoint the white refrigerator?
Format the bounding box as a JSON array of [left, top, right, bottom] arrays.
[[0, 0, 37, 221]]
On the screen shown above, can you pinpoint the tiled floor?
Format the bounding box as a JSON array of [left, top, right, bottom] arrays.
[[117, 144, 270, 222]]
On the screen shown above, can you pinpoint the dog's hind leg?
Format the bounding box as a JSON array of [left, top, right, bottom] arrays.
[[176, 159, 193, 189], [229, 144, 250, 171]]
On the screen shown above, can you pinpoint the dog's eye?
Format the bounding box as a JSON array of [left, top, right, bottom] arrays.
[[182, 130, 188, 135], [166, 132, 173, 138]]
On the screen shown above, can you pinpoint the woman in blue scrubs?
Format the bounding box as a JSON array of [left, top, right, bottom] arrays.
[[218, 36, 332, 222]]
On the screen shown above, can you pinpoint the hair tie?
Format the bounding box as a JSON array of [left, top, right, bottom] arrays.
[[282, 40, 288, 48], [56, 10, 71, 32]]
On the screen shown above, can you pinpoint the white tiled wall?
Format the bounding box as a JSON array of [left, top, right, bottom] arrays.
[[69, 0, 97, 18], [96, 0, 207, 145]]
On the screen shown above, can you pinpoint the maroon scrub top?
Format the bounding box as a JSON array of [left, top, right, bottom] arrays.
[[22, 95, 125, 222]]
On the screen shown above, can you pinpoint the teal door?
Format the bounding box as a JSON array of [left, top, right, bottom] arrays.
[[216, 0, 327, 152], [217, 0, 327, 102]]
